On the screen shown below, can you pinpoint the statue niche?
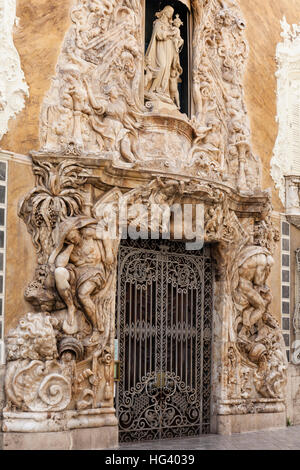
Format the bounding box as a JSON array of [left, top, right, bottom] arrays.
[[144, 1, 190, 116]]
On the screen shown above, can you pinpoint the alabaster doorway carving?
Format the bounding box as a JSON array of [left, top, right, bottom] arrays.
[[1, 0, 288, 447]]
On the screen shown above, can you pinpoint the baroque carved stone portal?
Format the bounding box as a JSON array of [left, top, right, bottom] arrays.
[[2, 0, 287, 437]]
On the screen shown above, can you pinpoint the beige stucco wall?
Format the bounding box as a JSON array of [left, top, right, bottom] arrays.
[[4, 155, 35, 333], [1, 0, 73, 155], [241, 0, 300, 213]]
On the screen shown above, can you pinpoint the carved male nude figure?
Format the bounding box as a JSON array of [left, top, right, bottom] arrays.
[[237, 252, 274, 341], [49, 218, 114, 344]]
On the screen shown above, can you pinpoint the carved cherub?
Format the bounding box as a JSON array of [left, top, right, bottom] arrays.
[[172, 14, 184, 53], [169, 68, 182, 108], [168, 14, 184, 108], [60, 67, 91, 149]]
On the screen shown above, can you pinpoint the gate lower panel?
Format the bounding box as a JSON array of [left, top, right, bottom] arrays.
[[116, 239, 214, 442]]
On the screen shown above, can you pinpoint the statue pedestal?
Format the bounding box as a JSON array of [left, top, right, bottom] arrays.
[[145, 100, 184, 118], [1, 408, 118, 450], [215, 412, 287, 436], [1, 426, 118, 450]]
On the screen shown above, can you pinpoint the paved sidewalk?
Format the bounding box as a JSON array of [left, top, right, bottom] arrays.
[[120, 425, 300, 450]]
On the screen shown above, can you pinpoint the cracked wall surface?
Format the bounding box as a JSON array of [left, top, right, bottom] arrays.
[[0, 0, 28, 141]]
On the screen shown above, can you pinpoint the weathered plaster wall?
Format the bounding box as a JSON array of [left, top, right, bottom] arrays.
[[240, 0, 300, 213], [0, 0, 28, 141], [4, 154, 35, 333], [290, 223, 298, 343], [0, 0, 73, 154]]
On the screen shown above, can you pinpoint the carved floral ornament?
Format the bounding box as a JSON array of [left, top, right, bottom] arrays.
[[2, 0, 287, 435]]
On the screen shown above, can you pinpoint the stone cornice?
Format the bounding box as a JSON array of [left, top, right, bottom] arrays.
[[0, 149, 31, 165]]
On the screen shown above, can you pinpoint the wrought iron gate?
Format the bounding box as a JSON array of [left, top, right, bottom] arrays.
[[116, 239, 214, 442]]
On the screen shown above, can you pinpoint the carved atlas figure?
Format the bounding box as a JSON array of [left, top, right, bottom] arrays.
[[49, 216, 115, 344], [1, 0, 288, 439]]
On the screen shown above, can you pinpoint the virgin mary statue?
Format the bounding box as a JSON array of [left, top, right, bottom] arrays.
[[145, 6, 184, 110]]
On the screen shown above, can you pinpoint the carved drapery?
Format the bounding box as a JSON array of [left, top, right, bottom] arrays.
[[2, 0, 287, 435], [3, 168, 287, 432]]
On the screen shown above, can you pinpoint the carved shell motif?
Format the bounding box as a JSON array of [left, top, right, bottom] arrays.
[[10, 360, 71, 412]]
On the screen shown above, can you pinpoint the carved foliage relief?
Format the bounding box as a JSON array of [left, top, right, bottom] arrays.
[[4, 170, 287, 423], [6, 170, 121, 419]]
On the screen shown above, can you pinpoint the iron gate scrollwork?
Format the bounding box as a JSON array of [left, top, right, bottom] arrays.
[[116, 239, 214, 442]]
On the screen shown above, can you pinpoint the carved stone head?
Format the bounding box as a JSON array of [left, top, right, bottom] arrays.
[[66, 228, 81, 245], [156, 6, 174, 22]]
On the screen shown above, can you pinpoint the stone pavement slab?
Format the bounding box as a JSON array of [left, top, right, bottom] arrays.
[[120, 426, 300, 450]]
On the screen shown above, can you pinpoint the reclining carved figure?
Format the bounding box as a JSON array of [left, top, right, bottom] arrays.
[[49, 216, 115, 344]]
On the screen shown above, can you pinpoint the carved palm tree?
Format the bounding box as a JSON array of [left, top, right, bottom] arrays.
[[19, 160, 90, 263]]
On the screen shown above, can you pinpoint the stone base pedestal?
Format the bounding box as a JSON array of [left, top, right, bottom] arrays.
[[1, 426, 118, 450], [216, 412, 287, 435]]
